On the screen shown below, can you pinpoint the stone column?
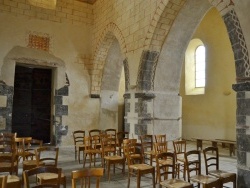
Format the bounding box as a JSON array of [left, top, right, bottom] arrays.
[[0, 82, 14, 132], [124, 50, 182, 143], [233, 82, 250, 187]]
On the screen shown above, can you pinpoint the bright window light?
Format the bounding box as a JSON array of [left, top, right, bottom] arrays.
[[195, 46, 205, 87]]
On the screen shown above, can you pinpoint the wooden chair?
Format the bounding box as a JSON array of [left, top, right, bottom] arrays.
[[126, 141, 155, 188], [173, 140, 187, 180], [35, 147, 66, 188], [155, 135, 167, 143], [101, 137, 125, 182], [24, 138, 43, 160], [104, 129, 116, 139], [89, 129, 101, 137], [22, 139, 44, 171], [140, 135, 155, 165], [116, 131, 129, 156], [122, 139, 139, 160], [203, 146, 236, 188], [89, 129, 102, 150], [154, 142, 169, 183], [0, 175, 7, 188], [72, 130, 85, 163], [0, 138, 21, 188], [156, 152, 193, 188], [83, 136, 102, 167], [185, 150, 220, 188], [0, 132, 16, 152], [15, 137, 32, 162], [154, 142, 168, 155], [71, 168, 104, 188], [23, 166, 62, 188], [0, 135, 18, 175]]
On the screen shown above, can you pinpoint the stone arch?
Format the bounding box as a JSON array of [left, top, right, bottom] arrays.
[[153, 0, 250, 186], [143, 0, 187, 52], [99, 38, 125, 131], [0, 46, 69, 145], [91, 22, 128, 95], [92, 25, 127, 131]]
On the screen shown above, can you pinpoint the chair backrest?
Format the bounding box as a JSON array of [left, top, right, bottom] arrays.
[[122, 139, 137, 158], [173, 140, 186, 162], [140, 135, 153, 152], [156, 152, 176, 182], [0, 132, 16, 150], [84, 136, 92, 151], [26, 139, 43, 151], [116, 131, 129, 146], [35, 146, 59, 167], [203, 146, 219, 175], [0, 134, 17, 174], [104, 129, 116, 139], [0, 146, 17, 174], [154, 142, 168, 154], [155, 135, 167, 143], [71, 168, 104, 188], [73, 130, 85, 146], [125, 141, 143, 166], [23, 166, 62, 188], [89, 129, 101, 137], [91, 135, 101, 149], [0, 175, 7, 188], [15, 137, 32, 160], [101, 137, 116, 157], [185, 150, 201, 181]]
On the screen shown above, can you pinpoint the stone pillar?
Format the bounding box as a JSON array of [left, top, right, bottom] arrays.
[[124, 91, 154, 139], [124, 50, 182, 144], [153, 93, 182, 143], [233, 82, 250, 187], [0, 82, 14, 132]]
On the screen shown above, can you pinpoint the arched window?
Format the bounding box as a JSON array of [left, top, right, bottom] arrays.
[[195, 45, 206, 87], [185, 39, 206, 95]]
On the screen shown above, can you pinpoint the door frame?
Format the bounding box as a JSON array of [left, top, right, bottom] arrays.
[[0, 46, 69, 145]]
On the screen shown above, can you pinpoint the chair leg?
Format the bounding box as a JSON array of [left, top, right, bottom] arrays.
[[75, 147, 77, 161], [83, 153, 87, 167], [78, 150, 80, 163], [152, 169, 155, 188], [127, 170, 131, 188], [108, 160, 111, 182], [137, 171, 141, 188]]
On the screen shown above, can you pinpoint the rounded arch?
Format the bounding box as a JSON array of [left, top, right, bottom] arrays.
[[154, 0, 212, 93], [143, 0, 187, 52], [91, 22, 128, 95]]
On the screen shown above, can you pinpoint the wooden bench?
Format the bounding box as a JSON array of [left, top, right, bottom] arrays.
[[192, 138, 220, 150], [192, 138, 236, 156], [215, 139, 236, 157]]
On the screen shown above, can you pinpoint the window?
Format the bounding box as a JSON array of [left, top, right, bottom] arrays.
[[185, 39, 206, 95], [195, 46, 206, 87]]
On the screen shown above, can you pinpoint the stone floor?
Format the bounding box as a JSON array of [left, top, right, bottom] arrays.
[[19, 140, 237, 188]]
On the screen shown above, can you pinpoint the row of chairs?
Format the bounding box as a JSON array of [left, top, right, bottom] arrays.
[[0, 132, 66, 188], [124, 138, 236, 188], [72, 130, 236, 187], [23, 166, 104, 188], [73, 129, 127, 163]]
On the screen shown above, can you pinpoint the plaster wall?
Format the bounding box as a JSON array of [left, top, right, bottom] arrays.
[[180, 8, 236, 140], [0, 12, 99, 146]]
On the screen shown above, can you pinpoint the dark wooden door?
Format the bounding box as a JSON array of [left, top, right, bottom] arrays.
[[12, 65, 52, 143]]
